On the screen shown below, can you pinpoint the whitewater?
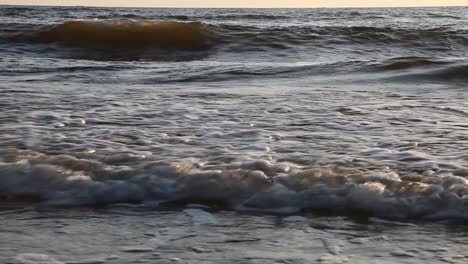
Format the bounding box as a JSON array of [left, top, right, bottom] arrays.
[[0, 5, 467, 264]]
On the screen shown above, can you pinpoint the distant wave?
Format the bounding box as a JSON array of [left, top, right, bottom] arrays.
[[20, 20, 467, 48], [374, 57, 451, 71], [210, 24, 467, 52], [1, 19, 467, 62], [205, 14, 290, 20], [107, 14, 289, 20], [32, 20, 211, 51]]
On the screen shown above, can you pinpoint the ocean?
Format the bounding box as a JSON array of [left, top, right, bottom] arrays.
[[0, 5, 467, 264]]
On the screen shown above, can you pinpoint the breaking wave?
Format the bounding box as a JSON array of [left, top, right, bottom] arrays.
[[32, 20, 211, 50], [0, 148, 466, 220], [5, 20, 467, 50]]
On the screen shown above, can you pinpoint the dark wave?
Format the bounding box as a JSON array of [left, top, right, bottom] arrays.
[[21, 20, 468, 47], [425, 12, 461, 19], [373, 57, 451, 71], [165, 15, 191, 20], [212, 24, 468, 47], [381, 63, 468, 83], [2, 19, 467, 61], [414, 64, 468, 82], [357, 56, 468, 83]]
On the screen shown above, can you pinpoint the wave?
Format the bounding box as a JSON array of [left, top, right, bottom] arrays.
[[32, 20, 211, 51], [101, 14, 288, 20], [366, 57, 468, 83], [0, 148, 466, 220], [425, 12, 461, 19], [206, 14, 290, 20], [209, 25, 468, 57], [2, 19, 467, 61], [329, 26, 465, 44], [374, 57, 451, 71], [395, 64, 468, 83], [164, 15, 191, 20], [18, 20, 468, 48]]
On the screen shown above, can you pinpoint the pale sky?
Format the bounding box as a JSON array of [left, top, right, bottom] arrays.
[[0, 0, 467, 8]]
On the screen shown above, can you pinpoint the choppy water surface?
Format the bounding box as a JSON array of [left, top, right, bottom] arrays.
[[0, 5, 467, 264]]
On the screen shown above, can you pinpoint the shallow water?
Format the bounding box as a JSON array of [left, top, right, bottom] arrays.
[[0, 5, 467, 263], [1, 207, 467, 264]]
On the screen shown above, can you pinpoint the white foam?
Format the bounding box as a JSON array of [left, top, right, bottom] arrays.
[[0, 149, 467, 220], [148, 237, 167, 247], [14, 253, 65, 264], [320, 238, 343, 255], [183, 209, 217, 225]]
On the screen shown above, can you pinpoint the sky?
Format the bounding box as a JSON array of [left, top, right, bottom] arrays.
[[0, 0, 467, 8]]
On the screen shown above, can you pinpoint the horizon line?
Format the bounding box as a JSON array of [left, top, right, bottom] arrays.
[[1, 3, 467, 9]]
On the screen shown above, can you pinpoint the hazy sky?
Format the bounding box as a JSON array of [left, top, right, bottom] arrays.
[[1, 0, 467, 8]]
